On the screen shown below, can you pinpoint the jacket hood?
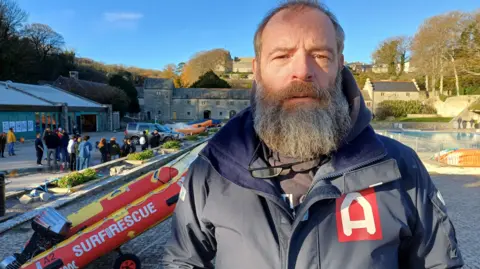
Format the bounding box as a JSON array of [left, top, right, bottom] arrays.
[[200, 67, 385, 195]]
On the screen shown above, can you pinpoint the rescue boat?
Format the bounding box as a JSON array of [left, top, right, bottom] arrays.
[[434, 148, 480, 167], [0, 142, 206, 269]]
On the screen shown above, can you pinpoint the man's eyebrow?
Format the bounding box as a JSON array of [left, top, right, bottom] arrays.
[[267, 46, 336, 58]]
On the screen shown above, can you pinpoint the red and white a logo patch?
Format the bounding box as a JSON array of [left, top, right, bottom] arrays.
[[335, 188, 382, 242]]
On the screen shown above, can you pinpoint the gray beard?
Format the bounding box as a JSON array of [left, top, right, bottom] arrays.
[[253, 72, 351, 161]]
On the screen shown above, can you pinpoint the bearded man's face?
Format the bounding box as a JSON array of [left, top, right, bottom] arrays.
[[252, 7, 351, 160]]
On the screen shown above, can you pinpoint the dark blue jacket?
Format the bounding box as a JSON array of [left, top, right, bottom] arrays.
[[161, 68, 463, 269]]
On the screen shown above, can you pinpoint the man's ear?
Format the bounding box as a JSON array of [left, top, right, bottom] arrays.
[[252, 58, 257, 76]]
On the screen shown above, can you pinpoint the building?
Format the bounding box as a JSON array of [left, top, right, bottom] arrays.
[[0, 80, 112, 139], [233, 57, 254, 73], [346, 62, 373, 73], [372, 61, 416, 74], [362, 78, 424, 113], [142, 78, 250, 121]]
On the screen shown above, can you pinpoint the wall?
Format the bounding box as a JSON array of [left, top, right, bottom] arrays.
[[432, 95, 480, 117], [0, 112, 37, 139], [171, 98, 250, 120], [406, 114, 440, 118], [372, 91, 421, 113], [143, 89, 172, 121]]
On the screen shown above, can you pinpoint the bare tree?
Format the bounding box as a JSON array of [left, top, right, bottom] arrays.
[[0, 0, 27, 39], [411, 11, 468, 96], [372, 36, 410, 77], [22, 23, 65, 61]]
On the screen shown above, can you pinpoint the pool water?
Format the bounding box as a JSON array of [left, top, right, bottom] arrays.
[[384, 131, 480, 142]]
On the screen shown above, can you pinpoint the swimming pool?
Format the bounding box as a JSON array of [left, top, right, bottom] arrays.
[[381, 130, 480, 142]]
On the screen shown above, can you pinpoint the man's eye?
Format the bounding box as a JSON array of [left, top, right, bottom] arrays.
[[314, 54, 330, 60], [274, 55, 289, 60]]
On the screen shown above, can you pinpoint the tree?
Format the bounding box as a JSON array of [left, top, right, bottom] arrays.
[[411, 11, 469, 96], [22, 23, 65, 61], [108, 74, 140, 113], [0, 0, 27, 39], [459, 10, 480, 76], [190, 70, 231, 88], [181, 48, 233, 86], [372, 36, 410, 77]]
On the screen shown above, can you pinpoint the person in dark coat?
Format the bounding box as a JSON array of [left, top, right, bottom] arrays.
[[98, 138, 108, 163], [160, 2, 463, 269], [120, 138, 130, 157], [44, 130, 60, 166], [149, 130, 161, 148], [0, 132, 6, 158], [34, 133, 44, 166], [108, 137, 121, 160]]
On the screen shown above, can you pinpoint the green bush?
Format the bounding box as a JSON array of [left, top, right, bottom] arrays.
[[208, 128, 220, 133], [376, 100, 436, 120], [185, 135, 199, 141], [127, 149, 154, 160], [162, 140, 181, 149], [197, 132, 209, 137], [56, 168, 98, 188]]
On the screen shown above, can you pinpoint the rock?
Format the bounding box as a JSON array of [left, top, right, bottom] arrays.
[[40, 192, 53, 202], [110, 165, 128, 176], [19, 194, 33, 205]]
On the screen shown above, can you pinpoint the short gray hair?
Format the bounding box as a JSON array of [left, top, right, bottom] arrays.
[[253, 0, 345, 59]]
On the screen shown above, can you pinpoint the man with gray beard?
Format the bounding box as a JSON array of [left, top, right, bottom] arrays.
[[162, 1, 463, 268]]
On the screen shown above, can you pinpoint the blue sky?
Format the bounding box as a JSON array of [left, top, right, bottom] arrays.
[[17, 0, 478, 70]]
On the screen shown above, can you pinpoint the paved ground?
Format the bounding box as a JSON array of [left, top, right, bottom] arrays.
[[0, 174, 478, 268], [0, 131, 126, 171]]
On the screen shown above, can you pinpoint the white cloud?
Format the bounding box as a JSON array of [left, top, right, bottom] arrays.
[[103, 12, 143, 23]]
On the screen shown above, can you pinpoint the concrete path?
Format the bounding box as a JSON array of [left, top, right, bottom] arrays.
[[0, 131, 126, 171]]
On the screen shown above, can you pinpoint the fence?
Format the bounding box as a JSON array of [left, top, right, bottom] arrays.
[[376, 131, 480, 154]]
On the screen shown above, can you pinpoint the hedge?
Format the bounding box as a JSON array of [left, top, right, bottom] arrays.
[[56, 168, 98, 188], [376, 100, 436, 120], [127, 149, 154, 161]]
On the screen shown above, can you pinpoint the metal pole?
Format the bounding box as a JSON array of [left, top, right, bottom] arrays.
[[0, 173, 5, 217]]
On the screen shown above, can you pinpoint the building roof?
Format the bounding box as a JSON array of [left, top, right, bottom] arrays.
[[136, 86, 144, 99], [371, 81, 418, 92], [0, 82, 53, 106], [2, 80, 104, 108], [52, 76, 127, 106], [144, 78, 174, 89], [173, 88, 251, 99]]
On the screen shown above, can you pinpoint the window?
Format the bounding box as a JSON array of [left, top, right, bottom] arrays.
[[216, 101, 220, 105], [158, 111, 162, 115], [380, 93, 385, 96], [138, 124, 150, 131], [202, 101, 207, 105], [127, 123, 137, 130], [187, 100, 191, 104], [244, 101, 248, 106], [406, 93, 410, 97], [219, 112, 223, 116], [187, 111, 191, 116], [228, 101, 234, 105]]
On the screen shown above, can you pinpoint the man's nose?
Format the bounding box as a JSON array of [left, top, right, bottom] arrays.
[[290, 53, 314, 81]]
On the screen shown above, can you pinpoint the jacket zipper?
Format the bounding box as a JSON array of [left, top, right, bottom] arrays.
[[283, 152, 387, 269], [198, 154, 294, 269]]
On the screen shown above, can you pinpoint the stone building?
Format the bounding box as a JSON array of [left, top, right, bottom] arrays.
[[362, 78, 425, 113], [143, 78, 250, 121]]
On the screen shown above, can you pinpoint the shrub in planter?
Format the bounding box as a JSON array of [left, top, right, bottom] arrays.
[[127, 150, 154, 161], [162, 140, 182, 149], [197, 132, 209, 137], [56, 168, 98, 188], [208, 128, 220, 133], [185, 135, 199, 141]]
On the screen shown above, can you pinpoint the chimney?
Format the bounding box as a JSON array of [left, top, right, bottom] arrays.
[[69, 71, 79, 80]]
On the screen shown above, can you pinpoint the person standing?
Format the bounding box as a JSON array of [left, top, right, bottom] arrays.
[[75, 136, 82, 171], [67, 136, 77, 171], [44, 130, 59, 167], [7, 128, 16, 156], [108, 137, 120, 160], [34, 133, 44, 166], [78, 136, 93, 170], [161, 1, 463, 268], [140, 131, 148, 151], [0, 132, 6, 158], [98, 138, 108, 163], [60, 129, 70, 165]]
